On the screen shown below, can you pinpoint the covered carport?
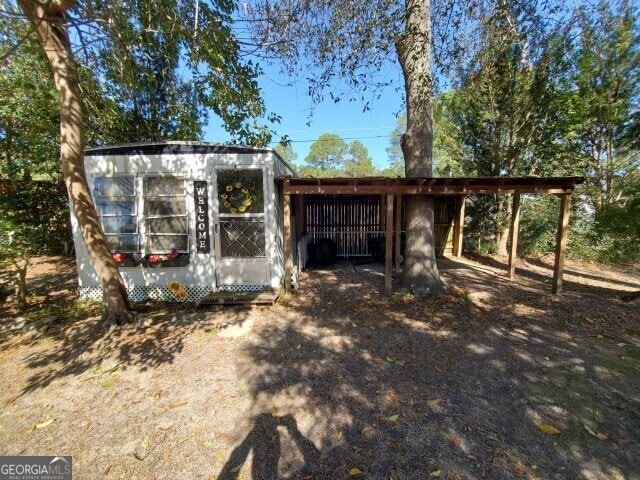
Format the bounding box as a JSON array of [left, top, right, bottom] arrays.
[[280, 176, 584, 295]]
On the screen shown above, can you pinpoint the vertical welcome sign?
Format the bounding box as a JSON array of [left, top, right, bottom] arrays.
[[193, 181, 211, 254]]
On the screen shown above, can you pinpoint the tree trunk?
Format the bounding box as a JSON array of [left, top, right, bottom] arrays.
[[13, 257, 29, 310], [395, 0, 445, 295], [494, 195, 510, 256], [497, 226, 510, 257], [19, 0, 134, 325]]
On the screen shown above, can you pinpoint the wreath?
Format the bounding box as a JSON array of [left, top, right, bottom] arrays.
[[220, 181, 253, 213]]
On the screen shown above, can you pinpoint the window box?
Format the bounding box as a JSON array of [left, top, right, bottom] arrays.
[[141, 252, 190, 268], [111, 251, 141, 267]]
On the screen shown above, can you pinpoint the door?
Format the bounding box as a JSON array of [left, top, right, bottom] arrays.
[[213, 167, 270, 287]]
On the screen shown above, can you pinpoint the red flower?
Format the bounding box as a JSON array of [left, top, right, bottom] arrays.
[[167, 250, 180, 260], [112, 252, 126, 263], [148, 254, 161, 263]]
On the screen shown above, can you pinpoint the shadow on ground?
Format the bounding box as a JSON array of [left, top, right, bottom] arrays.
[[220, 257, 640, 480]]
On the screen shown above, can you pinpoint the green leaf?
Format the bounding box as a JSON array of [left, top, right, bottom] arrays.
[[388, 414, 399, 422], [429, 470, 441, 477]]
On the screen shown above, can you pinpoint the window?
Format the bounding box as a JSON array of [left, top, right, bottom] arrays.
[[143, 176, 188, 253], [93, 177, 138, 251]]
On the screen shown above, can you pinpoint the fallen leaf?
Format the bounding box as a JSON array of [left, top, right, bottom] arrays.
[[430, 470, 442, 477], [388, 414, 399, 422], [101, 379, 116, 388], [303, 475, 314, 480], [349, 467, 364, 476], [270, 407, 278, 417], [428, 399, 441, 408], [584, 424, 608, 440], [230, 464, 242, 473], [538, 423, 561, 435], [35, 418, 54, 429], [386, 356, 395, 362], [337, 431, 343, 440], [415, 412, 427, 419], [102, 464, 113, 475], [169, 402, 188, 409]]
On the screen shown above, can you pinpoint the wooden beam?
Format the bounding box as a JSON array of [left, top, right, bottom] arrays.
[[508, 193, 521, 279], [283, 193, 292, 293], [552, 194, 571, 294], [453, 195, 466, 257], [385, 194, 394, 294], [284, 184, 575, 196], [394, 194, 402, 273]]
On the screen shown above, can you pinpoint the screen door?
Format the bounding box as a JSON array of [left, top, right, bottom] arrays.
[[213, 167, 269, 286]]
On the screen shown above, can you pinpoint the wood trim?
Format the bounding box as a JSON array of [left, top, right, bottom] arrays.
[[552, 194, 571, 294], [385, 194, 394, 294], [508, 193, 521, 279]]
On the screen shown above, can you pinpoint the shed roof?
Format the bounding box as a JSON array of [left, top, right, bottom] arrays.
[[280, 176, 584, 195], [85, 141, 278, 157]]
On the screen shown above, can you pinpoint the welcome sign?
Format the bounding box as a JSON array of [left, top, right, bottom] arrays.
[[193, 181, 211, 254]]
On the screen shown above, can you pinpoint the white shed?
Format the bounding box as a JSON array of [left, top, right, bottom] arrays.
[[72, 141, 295, 304]]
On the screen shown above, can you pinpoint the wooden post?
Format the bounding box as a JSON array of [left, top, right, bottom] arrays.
[[385, 194, 394, 294], [508, 193, 521, 279], [552, 194, 571, 294], [394, 194, 402, 273], [283, 193, 292, 293], [453, 195, 466, 257]]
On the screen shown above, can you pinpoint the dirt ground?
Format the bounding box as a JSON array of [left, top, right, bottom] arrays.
[[0, 255, 639, 480]]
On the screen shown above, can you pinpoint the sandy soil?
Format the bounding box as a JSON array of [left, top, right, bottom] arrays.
[[0, 255, 638, 480]]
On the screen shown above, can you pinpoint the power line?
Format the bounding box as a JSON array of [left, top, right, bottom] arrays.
[[270, 134, 399, 145]]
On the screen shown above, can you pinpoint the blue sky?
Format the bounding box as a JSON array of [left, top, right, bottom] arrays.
[[203, 65, 405, 171]]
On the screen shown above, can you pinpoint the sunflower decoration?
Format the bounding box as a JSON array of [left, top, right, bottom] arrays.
[[168, 280, 182, 293], [177, 288, 188, 300], [220, 179, 253, 213]]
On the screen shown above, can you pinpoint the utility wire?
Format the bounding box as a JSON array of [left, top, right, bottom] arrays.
[[269, 134, 400, 145]]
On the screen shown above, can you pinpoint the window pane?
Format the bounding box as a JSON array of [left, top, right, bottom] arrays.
[[105, 234, 138, 251], [94, 177, 134, 196], [217, 169, 264, 214], [96, 199, 135, 216], [146, 235, 188, 252], [102, 216, 137, 234], [144, 176, 184, 196], [147, 217, 188, 234], [220, 220, 265, 257], [145, 198, 186, 216]]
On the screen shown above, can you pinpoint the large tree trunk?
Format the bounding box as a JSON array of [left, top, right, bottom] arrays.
[[19, 0, 134, 325], [396, 0, 445, 295]]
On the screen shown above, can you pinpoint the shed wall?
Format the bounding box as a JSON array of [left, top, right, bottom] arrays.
[[72, 149, 290, 302]]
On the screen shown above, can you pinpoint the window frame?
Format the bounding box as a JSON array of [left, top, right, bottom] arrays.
[[142, 175, 190, 254], [92, 176, 139, 252]]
